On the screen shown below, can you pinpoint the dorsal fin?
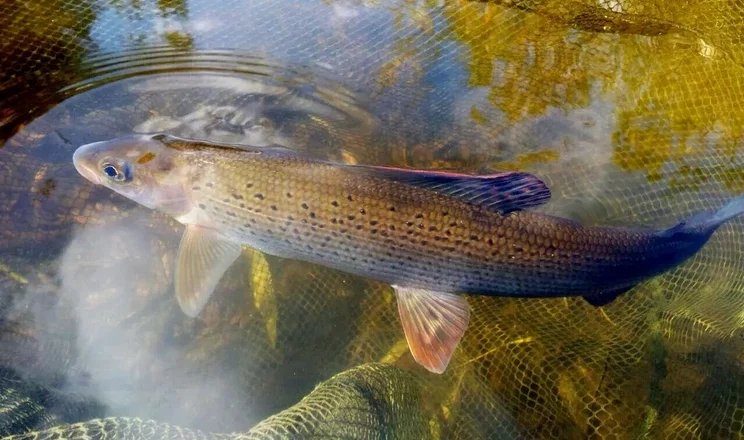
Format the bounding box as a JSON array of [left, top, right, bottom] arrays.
[[352, 165, 551, 214]]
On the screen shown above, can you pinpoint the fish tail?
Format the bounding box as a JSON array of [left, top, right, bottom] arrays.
[[658, 194, 744, 237]]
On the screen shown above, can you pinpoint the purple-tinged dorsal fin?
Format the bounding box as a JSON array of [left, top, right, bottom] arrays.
[[351, 165, 551, 214]]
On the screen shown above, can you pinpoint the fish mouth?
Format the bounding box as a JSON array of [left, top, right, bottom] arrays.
[[72, 142, 103, 185]]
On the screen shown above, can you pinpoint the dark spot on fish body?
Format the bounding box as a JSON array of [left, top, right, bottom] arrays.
[[240, 203, 246, 208], [255, 194, 265, 200], [199, 203, 206, 210], [355, 225, 363, 230], [302, 203, 309, 209], [232, 193, 244, 200], [286, 192, 293, 198], [359, 208, 366, 215], [246, 183, 253, 189], [206, 182, 214, 188], [226, 211, 237, 217], [388, 206, 396, 212], [310, 212, 316, 218], [192, 186, 201, 190], [331, 200, 339, 207], [415, 213, 424, 219], [347, 215, 355, 221], [428, 226, 437, 232], [223, 198, 230, 203]]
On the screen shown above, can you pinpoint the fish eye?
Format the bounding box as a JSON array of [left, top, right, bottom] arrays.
[[101, 162, 133, 182], [103, 164, 118, 178]]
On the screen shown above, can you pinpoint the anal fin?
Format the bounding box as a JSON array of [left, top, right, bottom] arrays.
[[175, 225, 242, 317], [393, 285, 470, 374], [582, 285, 636, 307]]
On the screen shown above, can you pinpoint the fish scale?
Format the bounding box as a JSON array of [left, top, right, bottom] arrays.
[[192, 149, 673, 296], [72, 134, 744, 373]]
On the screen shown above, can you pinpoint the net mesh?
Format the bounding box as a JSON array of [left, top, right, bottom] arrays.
[[0, 363, 437, 440], [1, 0, 744, 439]]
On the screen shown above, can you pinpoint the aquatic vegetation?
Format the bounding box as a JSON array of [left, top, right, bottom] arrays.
[[1, 0, 743, 438]]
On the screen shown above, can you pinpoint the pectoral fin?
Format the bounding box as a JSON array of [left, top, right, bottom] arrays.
[[393, 286, 470, 374], [175, 225, 242, 317]]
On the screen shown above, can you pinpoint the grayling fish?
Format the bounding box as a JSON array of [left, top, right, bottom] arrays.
[[72, 134, 744, 373]]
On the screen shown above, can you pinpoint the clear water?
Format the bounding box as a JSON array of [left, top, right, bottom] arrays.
[[1, 0, 743, 438]]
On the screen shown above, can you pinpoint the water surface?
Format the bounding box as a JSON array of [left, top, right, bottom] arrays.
[[1, 0, 743, 438]]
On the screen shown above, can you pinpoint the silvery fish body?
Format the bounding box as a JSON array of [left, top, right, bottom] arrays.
[[72, 134, 744, 373]]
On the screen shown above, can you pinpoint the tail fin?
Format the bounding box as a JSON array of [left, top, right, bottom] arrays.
[[658, 194, 744, 237]]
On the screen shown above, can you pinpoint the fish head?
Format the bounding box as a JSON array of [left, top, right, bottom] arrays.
[[73, 134, 192, 216]]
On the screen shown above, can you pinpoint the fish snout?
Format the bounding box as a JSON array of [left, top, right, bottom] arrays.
[[73, 143, 103, 185]]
